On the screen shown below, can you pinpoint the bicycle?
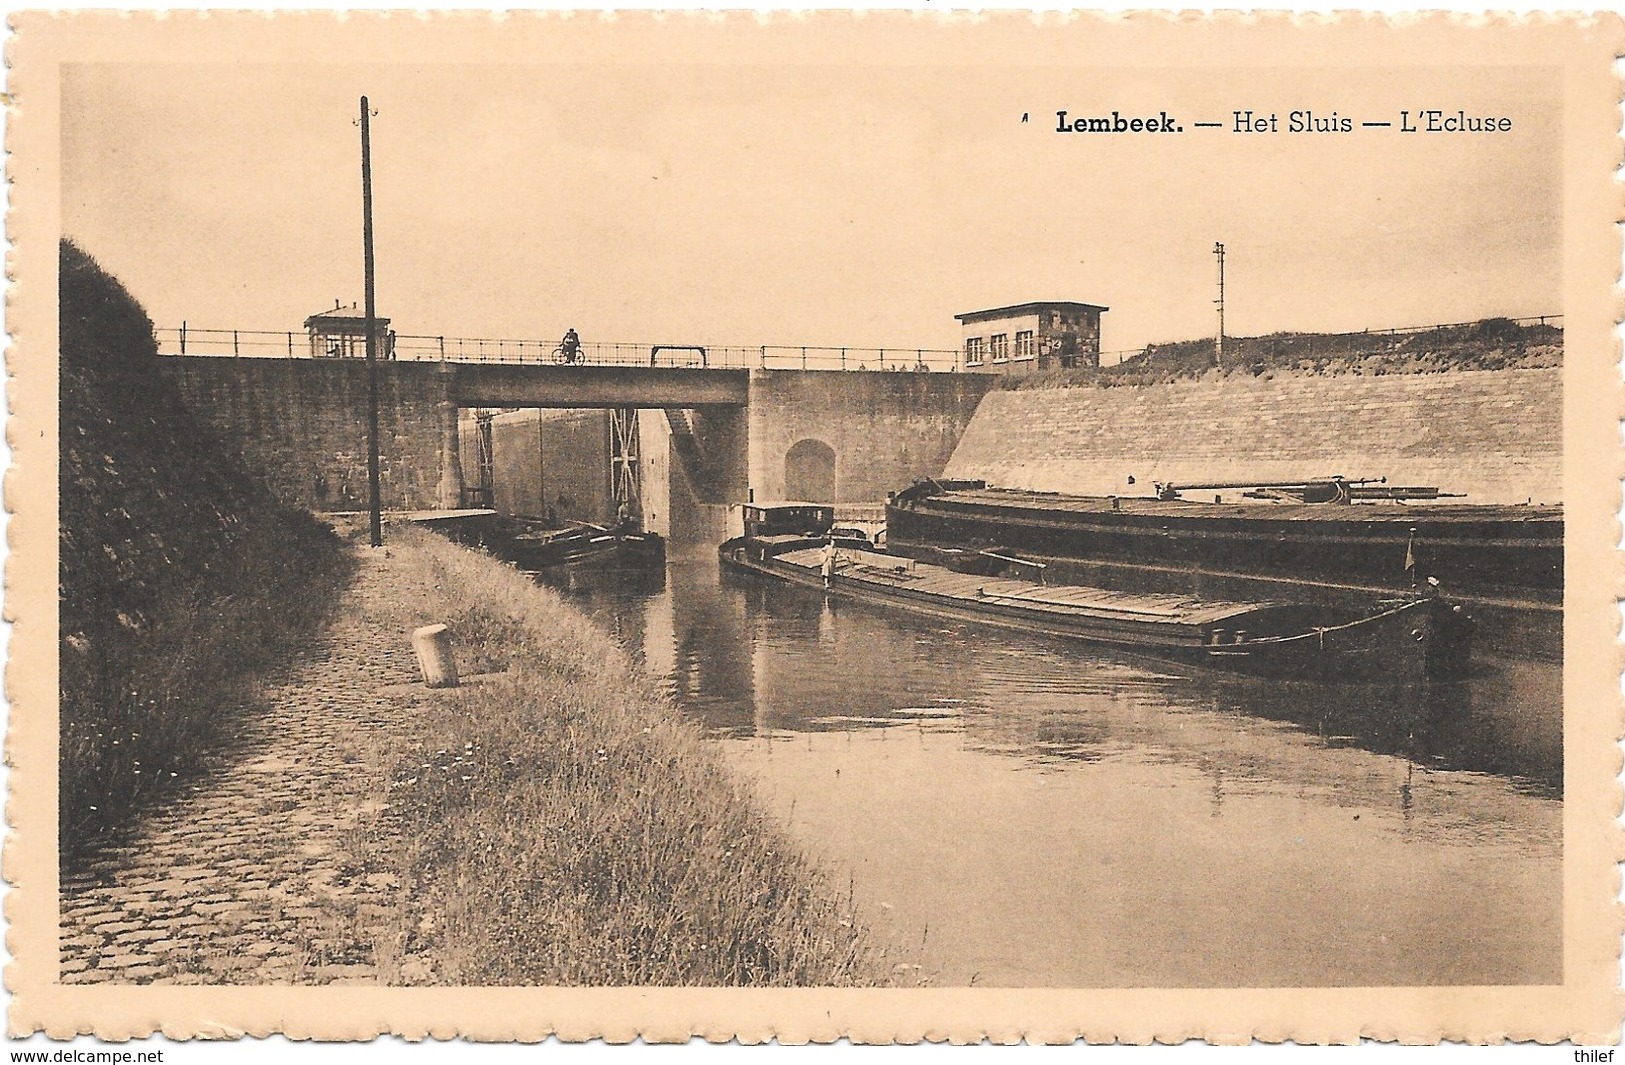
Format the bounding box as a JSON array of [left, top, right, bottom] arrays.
[[551, 345, 584, 365]]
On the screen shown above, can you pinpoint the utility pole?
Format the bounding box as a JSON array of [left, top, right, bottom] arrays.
[[1213, 241, 1225, 369], [361, 96, 382, 548]]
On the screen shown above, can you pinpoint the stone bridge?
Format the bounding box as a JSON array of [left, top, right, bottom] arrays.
[[156, 356, 996, 534]]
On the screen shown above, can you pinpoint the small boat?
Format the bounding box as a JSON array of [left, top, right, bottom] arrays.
[[488, 518, 666, 571], [721, 502, 1473, 681]]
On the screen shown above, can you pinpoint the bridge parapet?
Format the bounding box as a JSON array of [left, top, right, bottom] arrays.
[[448, 362, 750, 409], [157, 326, 963, 373]]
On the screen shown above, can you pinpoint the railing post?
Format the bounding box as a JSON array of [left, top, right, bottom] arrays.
[[760, 345, 767, 368], [439, 336, 446, 361], [180, 321, 187, 355], [233, 330, 240, 357], [287, 331, 294, 357], [802, 346, 808, 370]]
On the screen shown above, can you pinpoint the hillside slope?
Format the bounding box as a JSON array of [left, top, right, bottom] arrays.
[[59, 240, 352, 859]]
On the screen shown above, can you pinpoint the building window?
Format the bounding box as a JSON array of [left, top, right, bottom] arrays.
[[990, 334, 1009, 362], [965, 337, 984, 365], [1014, 330, 1035, 360]]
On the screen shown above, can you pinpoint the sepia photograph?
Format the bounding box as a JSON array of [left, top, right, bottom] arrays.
[[7, 11, 1622, 1044]]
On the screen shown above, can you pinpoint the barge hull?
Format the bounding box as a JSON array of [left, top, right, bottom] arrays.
[[887, 484, 1562, 605], [720, 540, 1467, 681], [887, 483, 1558, 659]]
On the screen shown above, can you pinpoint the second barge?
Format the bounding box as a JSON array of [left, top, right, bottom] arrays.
[[886, 479, 1560, 658]]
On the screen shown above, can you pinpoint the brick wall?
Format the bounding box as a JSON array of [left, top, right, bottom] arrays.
[[943, 368, 1562, 505], [158, 358, 450, 511], [748, 370, 999, 503]]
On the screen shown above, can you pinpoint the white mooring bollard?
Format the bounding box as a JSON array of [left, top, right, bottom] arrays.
[[411, 623, 460, 689]]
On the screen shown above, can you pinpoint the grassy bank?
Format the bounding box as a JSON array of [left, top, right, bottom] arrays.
[[1013, 316, 1562, 390], [58, 240, 355, 861], [363, 527, 883, 986]]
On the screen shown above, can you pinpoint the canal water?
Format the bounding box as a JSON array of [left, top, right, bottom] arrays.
[[535, 554, 1562, 988]]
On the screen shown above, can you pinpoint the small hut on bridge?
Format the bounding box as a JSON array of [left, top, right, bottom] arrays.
[[305, 301, 394, 359]]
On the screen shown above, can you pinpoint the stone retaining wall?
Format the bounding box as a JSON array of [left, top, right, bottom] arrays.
[[943, 368, 1562, 505], [157, 358, 454, 511], [748, 369, 998, 503]]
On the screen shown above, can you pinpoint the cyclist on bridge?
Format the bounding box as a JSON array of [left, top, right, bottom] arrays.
[[559, 327, 582, 363]]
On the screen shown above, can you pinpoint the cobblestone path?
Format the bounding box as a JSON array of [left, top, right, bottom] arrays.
[[59, 549, 428, 985]]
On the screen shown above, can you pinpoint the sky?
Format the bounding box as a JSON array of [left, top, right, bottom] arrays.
[[60, 54, 1562, 355]]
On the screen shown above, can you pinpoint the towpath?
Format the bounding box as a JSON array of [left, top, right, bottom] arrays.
[[59, 548, 429, 985]]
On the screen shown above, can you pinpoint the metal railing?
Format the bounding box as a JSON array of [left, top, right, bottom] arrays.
[[156, 313, 1558, 374], [154, 326, 963, 373]]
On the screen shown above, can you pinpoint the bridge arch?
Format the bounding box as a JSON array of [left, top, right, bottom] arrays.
[[783, 437, 837, 503]]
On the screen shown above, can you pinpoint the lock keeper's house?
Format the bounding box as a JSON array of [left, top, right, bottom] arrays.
[[956, 301, 1108, 375]]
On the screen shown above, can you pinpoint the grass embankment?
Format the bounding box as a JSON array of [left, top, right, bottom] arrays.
[[58, 239, 354, 862], [364, 527, 881, 986], [1013, 316, 1562, 390]]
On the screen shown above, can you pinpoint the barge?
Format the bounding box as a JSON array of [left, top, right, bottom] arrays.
[[886, 478, 1560, 660], [722, 502, 1474, 681], [486, 518, 665, 571]]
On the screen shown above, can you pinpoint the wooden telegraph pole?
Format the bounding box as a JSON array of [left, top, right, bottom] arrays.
[[361, 96, 383, 547], [1213, 241, 1225, 369]]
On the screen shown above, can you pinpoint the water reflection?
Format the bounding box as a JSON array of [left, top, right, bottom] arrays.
[[548, 557, 1559, 795], [535, 553, 1562, 987]]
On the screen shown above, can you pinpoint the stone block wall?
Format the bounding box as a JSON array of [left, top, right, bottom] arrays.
[[662, 407, 748, 545], [464, 409, 614, 525], [943, 368, 1562, 505], [748, 370, 999, 503], [637, 409, 673, 539], [157, 358, 451, 511], [487, 412, 543, 519]]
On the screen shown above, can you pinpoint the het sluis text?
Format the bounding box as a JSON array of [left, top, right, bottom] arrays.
[[1053, 110, 1512, 134]]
